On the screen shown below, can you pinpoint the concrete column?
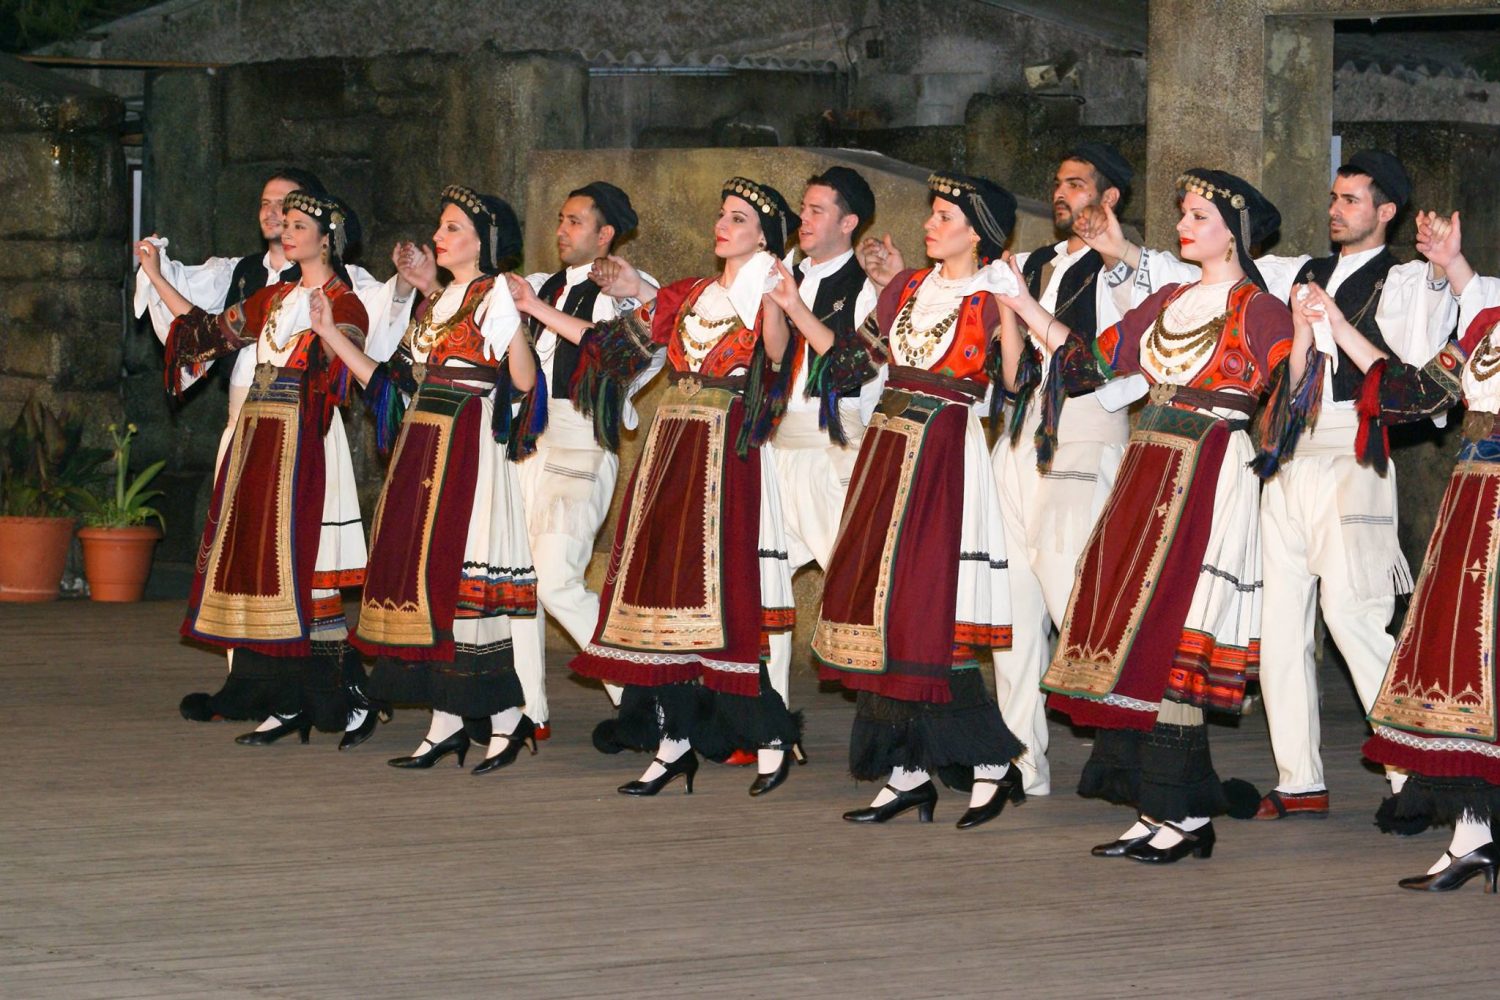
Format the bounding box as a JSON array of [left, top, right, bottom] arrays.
[[1263, 17, 1334, 256], [1144, 0, 1269, 247]]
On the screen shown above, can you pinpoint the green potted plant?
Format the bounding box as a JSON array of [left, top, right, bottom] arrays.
[[76, 422, 165, 602], [0, 398, 107, 601]]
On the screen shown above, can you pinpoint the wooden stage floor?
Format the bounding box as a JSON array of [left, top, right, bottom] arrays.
[[1, 600, 1492, 999]]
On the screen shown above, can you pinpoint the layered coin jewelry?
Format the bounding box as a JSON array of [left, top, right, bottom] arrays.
[[1144, 311, 1226, 378], [891, 293, 959, 370]]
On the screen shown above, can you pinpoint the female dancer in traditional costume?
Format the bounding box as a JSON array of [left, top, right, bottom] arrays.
[[812, 172, 1026, 828], [998, 169, 1304, 861], [135, 190, 371, 746], [313, 185, 544, 774], [1315, 209, 1500, 891], [568, 177, 802, 797]]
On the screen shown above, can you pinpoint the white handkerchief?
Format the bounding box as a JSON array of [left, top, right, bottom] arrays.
[[131, 236, 172, 317], [1295, 284, 1338, 372], [726, 250, 781, 330], [959, 259, 1021, 299]]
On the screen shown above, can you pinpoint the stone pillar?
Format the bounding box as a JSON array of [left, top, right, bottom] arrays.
[[0, 55, 127, 429], [1144, 0, 1269, 247], [1263, 17, 1334, 256]]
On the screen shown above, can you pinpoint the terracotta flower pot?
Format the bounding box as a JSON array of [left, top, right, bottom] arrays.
[[77, 525, 162, 602], [0, 515, 76, 602]]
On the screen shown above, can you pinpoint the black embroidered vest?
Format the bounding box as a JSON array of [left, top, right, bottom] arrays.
[[794, 253, 868, 366], [529, 271, 604, 398], [1294, 248, 1398, 401], [1023, 244, 1103, 342], [228, 254, 298, 309]]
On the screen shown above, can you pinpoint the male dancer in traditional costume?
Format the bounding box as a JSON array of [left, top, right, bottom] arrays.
[[507, 182, 659, 737], [993, 144, 1181, 795], [763, 167, 881, 730], [1252, 151, 1456, 820]]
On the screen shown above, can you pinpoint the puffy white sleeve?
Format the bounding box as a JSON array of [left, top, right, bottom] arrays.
[[359, 272, 416, 364], [1375, 260, 1458, 366], [133, 250, 238, 344]]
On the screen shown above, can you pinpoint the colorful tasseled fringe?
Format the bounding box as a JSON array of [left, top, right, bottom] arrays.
[[803, 342, 849, 448], [1354, 357, 1390, 474], [362, 366, 407, 455], [1250, 349, 1324, 479], [1005, 340, 1043, 445], [570, 317, 658, 453], [1032, 350, 1068, 473], [506, 365, 548, 461], [734, 337, 793, 458], [161, 310, 211, 399]]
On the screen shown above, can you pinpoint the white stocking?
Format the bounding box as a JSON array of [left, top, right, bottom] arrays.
[[411, 710, 463, 756], [1430, 814, 1494, 874], [872, 766, 931, 806], [969, 764, 1011, 808], [638, 736, 691, 782], [485, 707, 525, 759]]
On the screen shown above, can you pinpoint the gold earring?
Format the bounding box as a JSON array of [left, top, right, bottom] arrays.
[[1224, 239, 1234, 263], [971, 242, 981, 264]]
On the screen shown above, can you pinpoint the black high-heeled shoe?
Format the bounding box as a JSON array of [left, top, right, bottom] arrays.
[[1124, 821, 1216, 863], [338, 709, 382, 751], [1091, 821, 1161, 858], [747, 742, 806, 797], [955, 770, 1026, 830], [1398, 843, 1500, 893], [472, 716, 539, 775], [843, 781, 938, 824], [618, 752, 698, 796], [235, 714, 312, 746], [387, 730, 470, 769]]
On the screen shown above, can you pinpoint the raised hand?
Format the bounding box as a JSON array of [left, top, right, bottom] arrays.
[[134, 238, 163, 277], [590, 254, 641, 298], [1302, 281, 1346, 327], [505, 272, 540, 313], [856, 234, 904, 289], [1073, 201, 1129, 262], [993, 254, 1034, 313], [764, 258, 802, 313], [1415, 210, 1461, 270], [308, 286, 333, 336]]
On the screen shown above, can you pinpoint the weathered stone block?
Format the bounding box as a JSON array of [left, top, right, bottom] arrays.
[[0, 239, 128, 281], [0, 55, 121, 132], [0, 133, 126, 241], [143, 69, 222, 255]]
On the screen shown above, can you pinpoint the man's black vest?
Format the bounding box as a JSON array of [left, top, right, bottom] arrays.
[[1023, 244, 1104, 342], [529, 270, 604, 398], [793, 253, 868, 366], [1293, 248, 1398, 401], [227, 253, 298, 309]]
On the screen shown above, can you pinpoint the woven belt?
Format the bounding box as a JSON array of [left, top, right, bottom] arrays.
[[887, 365, 986, 402], [668, 370, 746, 396], [411, 362, 498, 388]]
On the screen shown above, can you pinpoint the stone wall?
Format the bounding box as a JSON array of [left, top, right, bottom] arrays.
[[0, 55, 127, 434], [521, 146, 1053, 659]]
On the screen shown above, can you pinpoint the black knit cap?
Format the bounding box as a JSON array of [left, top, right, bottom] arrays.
[[1341, 149, 1412, 209], [1064, 142, 1133, 196], [569, 181, 639, 237], [441, 184, 522, 275], [722, 177, 800, 257], [807, 165, 875, 229], [927, 172, 1016, 260], [1177, 168, 1281, 292]]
